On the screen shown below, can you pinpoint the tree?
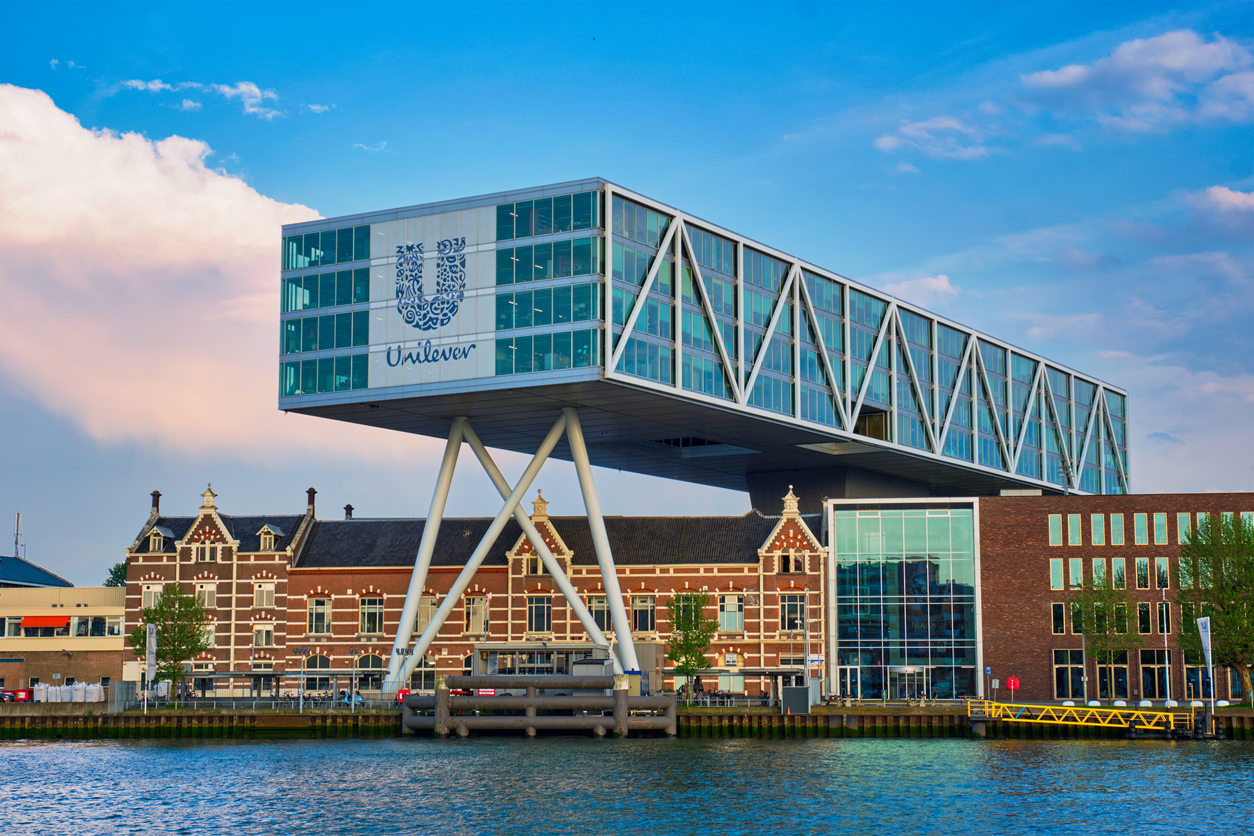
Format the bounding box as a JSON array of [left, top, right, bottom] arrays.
[[1175, 513, 1254, 706], [1069, 572, 1142, 703], [104, 562, 127, 587], [666, 591, 716, 697], [127, 585, 211, 703]]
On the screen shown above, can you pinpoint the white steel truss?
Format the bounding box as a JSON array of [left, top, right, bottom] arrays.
[[383, 408, 640, 693], [601, 184, 1130, 495]]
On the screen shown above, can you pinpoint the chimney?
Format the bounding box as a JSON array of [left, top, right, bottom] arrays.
[[306, 487, 317, 514], [344, 503, 354, 520], [151, 490, 161, 513]]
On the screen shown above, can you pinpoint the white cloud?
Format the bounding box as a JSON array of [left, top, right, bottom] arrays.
[[1022, 311, 1103, 341], [881, 274, 960, 307], [1193, 185, 1254, 212], [209, 82, 280, 120], [49, 59, 58, 70], [117, 79, 281, 119], [1020, 29, 1254, 131], [178, 99, 202, 112], [352, 140, 388, 153], [895, 162, 919, 173], [0, 84, 424, 462], [873, 116, 991, 160], [307, 104, 332, 114]]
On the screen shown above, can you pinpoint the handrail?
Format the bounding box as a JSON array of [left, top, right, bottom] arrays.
[[967, 699, 1196, 731]]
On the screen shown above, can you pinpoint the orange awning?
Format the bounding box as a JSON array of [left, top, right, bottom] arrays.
[[21, 616, 69, 628]]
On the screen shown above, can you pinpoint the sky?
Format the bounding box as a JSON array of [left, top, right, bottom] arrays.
[[0, 1, 1251, 585]]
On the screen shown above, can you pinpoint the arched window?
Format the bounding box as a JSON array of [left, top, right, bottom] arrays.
[[356, 654, 384, 690], [305, 654, 331, 692]]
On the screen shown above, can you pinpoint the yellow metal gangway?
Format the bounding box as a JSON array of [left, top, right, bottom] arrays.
[[967, 699, 1198, 733]]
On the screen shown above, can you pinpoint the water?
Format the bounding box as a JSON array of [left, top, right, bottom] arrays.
[[2, 737, 1249, 835]]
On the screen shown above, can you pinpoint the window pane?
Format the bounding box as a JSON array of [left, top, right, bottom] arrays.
[[514, 335, 532, 374], [301, 360, 317, 394], [1048, 515, 1062, 546], [514, 201, 533, 238], [351, 354, 367, 389], [319, 315, 335, 349], [335, 313, 352, 348], [495, 339, 513, 375], [1049, 558, 1063, 590], [514, 245, 533, 283], [337, 228, 353, 264], [534, 197, 554, 235], [334, 355, 351, 391], [553, 331, 572, 370], [321, 230, 337, 265], [320, 273, 336, 309], [533, 287, 552, 326], [533, 333, 551, 372], [353, 268, 369, 303], [552, 285, 572, 324], [572, 192, 592, 230], [533, 242, 552, 280], [514, 290, 532, 328], [1091, 514, 1105, 546], [1110, 514, 1124, 545], [572, 238, 592, 276], [318, 357, 334, 393], [496, 293, 514, 330], [352, 311, 369, 347], [553, 239, 572, 278], [496, 248, 515, 285], [572, 330, 592, 367], [1153, 513, 1167, 544], [572, 283, 592, 321], [1067, 514, 1082, 546], [354, 225, 370, 261], [497, 204, 515, 241], [1134, 513, 1148, 545]]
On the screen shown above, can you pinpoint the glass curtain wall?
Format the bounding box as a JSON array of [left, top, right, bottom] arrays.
[[834, 503, 977, 700]]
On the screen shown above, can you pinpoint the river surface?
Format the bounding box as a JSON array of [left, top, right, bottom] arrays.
[[1, 737, 1249, 835]]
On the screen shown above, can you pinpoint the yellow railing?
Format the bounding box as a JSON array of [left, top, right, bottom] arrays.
[[967, 699, 1197, 732]]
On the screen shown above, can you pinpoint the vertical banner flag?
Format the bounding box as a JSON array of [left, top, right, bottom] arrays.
[[146, 623, 157, 684], [1197, 616, 1213, 670]]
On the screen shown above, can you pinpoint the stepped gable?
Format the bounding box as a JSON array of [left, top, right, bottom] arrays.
[[296, 518, 526, 569]]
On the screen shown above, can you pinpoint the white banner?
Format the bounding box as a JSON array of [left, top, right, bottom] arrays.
[[1197, 616, 1213, 671], [146, 623, 157, 684]]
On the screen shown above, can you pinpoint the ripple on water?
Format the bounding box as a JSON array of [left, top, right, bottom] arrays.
[[1, 737, 1250, 836]]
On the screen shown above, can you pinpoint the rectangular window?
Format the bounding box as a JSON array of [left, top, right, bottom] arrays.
[[1069, 558, 1083, 588], [527, 597, 552, 633], [1052, 603, 1066, 635], [1157, 601, 1171, 635], [253, 626, 274, 647], [142, 584, 162, 609], [254, 583, 275, 609], [1053, 649, 1085, 700], [1112, 558, 1126, 589], [780, 594, 806, 631], [359, 598, 383, 634], [1155, 557, 1169, 589], [1091, 514, 1105, 546], [307, 598, 330, 634], [465, 596, 486, 634], [1092, 559, 1106, 586], [1071, 602, 1083, 634], [1067, 514, 1082, 546], [195, 583, 216, 610], [1110, 514, 1125, 545], [201, 625, 215, 647], [414, 596, 436, 634], [1097, 652, 1129, 701], [196, 544, 218, 563], [631, 596, 656, 632], [1138, 602, 1152, 634], [719, 595, 745, 631], [1153, 513, 1167, 544], [1048, 514, 1062, 546], [1136, 557, 1150, 589], [1134, 513, 1148, 545], [1049, 558, 1063, 590], [588, 596, 609, 632], [1177, 513, 1191, 544]]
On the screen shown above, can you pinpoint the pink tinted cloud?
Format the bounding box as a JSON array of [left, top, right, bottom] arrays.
[[0, 85, 422, 461]]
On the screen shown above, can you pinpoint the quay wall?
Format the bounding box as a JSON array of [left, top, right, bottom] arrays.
[[3, 709, 1251, 741]]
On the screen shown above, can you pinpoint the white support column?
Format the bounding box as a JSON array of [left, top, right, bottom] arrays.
[[396, 413, 569, 685], [563, 407, 641, 673], [385, 417, 466, 691], [460, 422, 624, 674]]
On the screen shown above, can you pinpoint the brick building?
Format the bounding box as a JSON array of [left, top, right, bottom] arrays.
[[0, 586, 126, 692], [124, 486, 827, 698], [978, 494, 1251, 704]]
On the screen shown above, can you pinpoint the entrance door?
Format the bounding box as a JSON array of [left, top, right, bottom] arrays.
[[888, 666, 926, 700], [836, 666, 860, 699]]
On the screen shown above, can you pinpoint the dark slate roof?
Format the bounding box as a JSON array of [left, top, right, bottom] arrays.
[[0, 554, 73, 588], [131, 514, 306, 554], [296, 511, 821, 569]]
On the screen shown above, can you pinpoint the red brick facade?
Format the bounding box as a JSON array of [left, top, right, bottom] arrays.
[[979, 493, 1252, 704]]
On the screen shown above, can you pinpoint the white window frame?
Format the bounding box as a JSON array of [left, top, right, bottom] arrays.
[[253, 625, 274, 647], [142, 583, 163, 609], [195, 583, 217, 610], [254, 583, 275, 609]]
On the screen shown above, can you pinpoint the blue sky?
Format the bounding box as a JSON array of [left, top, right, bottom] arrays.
[[1, 1, 1251, 584]]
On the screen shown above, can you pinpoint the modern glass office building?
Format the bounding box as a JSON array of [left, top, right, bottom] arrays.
[[278, 178, 1130, 508], [829, 499, 978, 700]]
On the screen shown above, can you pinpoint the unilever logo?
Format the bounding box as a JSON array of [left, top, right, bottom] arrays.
[[395, 237, 466, 331]]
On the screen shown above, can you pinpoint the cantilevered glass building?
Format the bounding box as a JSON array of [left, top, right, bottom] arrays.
[[278, 178, 1129, 509]]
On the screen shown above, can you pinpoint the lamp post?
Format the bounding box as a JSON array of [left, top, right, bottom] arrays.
[[350, 648, 359, 714], [295, 647, 310, 713], [1162, 588, 1171, 704]]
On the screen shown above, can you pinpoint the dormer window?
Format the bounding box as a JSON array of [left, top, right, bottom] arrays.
[[260, 532, 275, 551], [196, 543, 218, 563], [149, 531, 164, 552], [780, 551, 805, 574]]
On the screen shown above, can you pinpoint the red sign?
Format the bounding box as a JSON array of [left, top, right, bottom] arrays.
[[1007, 676, 1020, 693], [476, 689, 496, 696]]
